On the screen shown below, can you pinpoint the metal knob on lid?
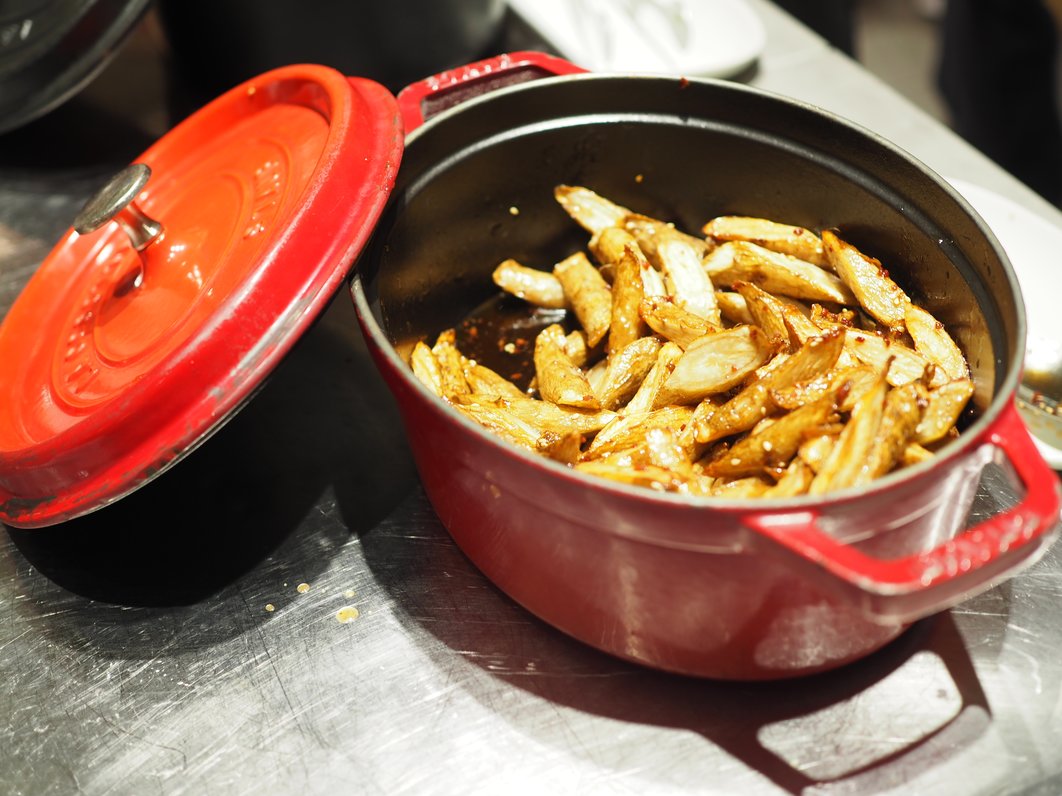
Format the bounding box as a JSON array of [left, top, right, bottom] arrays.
[[74, 163, 163, 252]]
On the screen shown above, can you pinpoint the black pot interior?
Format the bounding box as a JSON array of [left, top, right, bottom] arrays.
[[357, 74, 1020, 420]]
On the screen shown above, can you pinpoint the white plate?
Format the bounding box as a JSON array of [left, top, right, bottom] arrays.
[[507, 0, 766, 78], [946, 177, 1062, 469]]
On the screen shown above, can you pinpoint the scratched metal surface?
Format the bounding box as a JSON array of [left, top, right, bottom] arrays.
[[2, 3, 1062, 795]]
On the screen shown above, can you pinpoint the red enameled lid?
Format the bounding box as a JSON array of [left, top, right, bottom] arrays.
[[0, 64, 403, 528]]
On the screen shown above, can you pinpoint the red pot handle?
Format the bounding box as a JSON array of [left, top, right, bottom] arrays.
[[742, 401, 1061, 624], [397, 51, 588, 133]]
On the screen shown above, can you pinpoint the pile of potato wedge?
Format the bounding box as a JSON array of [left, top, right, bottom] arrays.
[[409, 185, 975, 498]]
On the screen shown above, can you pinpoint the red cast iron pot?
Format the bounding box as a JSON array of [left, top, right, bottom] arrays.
[[1, 52, 1057, 680], [350, 55, 1061, 679]]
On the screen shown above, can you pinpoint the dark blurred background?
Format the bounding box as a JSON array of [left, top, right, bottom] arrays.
[[780, 0, 1061, 208], [1, 0, 1059, 205]]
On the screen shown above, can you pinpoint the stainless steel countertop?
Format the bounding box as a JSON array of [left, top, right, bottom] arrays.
[[3, 3, 1062, 794]]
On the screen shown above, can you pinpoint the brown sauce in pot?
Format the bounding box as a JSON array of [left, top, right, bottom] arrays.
[[455, 294, 570, 392]]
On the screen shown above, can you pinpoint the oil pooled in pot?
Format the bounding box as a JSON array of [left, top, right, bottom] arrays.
[[455, 293, 571, 392]]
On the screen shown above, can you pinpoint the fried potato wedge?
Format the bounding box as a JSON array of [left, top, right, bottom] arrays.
[[534, 323, 600, 409], [750, 351, 791, 384], [578, 428, 709, 493], [512, 398, 618, 437], [453, 397, 545, 451], [810, 303, 857, 330], [585, 356, 608, 397], [453, 393, 617, 437], [591, 228, 668, 298], [771, 364, 879, 413], [492, 259, 568, 309], [798, 430, 839, 473], [432, 329, 470, 398], [609, 244, 648, 353], [843, 328, 947, 387], [779, 300, 823, 346], [765, 459, 816, 497], [904, 302, 969, 380], [564, 330, 589, 368], [809, 369, 890, 494], [626, 341, 685, 416], [749, 415, 779, 436], [656, 325, 776, 407], [640, 260, 667, 298], [705, 241, 857, 304], [596, 336, 662, 410], [575, 459, 686, 492], [902, 442, 935, 466], [554, 251, 612, 347], [652, 226, 720, 323], [735, 281, 791, 350], [703, 215, 829, 268], [624, 213, 713, 261], [410, 340, 444, 397], [642, 427, 694, 471], [859, 380, 930, 482], [590, 226, 638, 265], [693, 328, 846, 443], [711, 476, 773, 499], [554, 184, 631, 234], [807, 304, 861, 368], [715, 291, 754, 326], [463, 361, 527, 401], [536, 431, 583, 464], [705, 385, 846, 478], [829, 365, 881, 413], [915, 378, 974, 444], [639, 296, 716, 349], [823, 229, 910, 334], [585, 404, 695, 459], [769, 369, 833, 411]]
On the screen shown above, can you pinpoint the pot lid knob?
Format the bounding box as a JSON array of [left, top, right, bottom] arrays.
[[74, 163, 164, 252]]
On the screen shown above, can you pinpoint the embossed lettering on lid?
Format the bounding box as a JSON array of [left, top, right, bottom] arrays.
[[0, 64, 404, 527]]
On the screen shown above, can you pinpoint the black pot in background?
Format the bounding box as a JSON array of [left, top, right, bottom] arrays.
[[0, 0, 151, 135], [157, 0, 507, 101]]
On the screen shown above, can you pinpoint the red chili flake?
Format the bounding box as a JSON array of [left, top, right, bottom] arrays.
[[792, 228, 804, 236], [679, 77, 690, 89], [510, 372, 523, 381]]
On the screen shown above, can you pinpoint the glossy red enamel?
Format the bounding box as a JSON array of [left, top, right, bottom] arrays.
[[0, 65, 403, 527]]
